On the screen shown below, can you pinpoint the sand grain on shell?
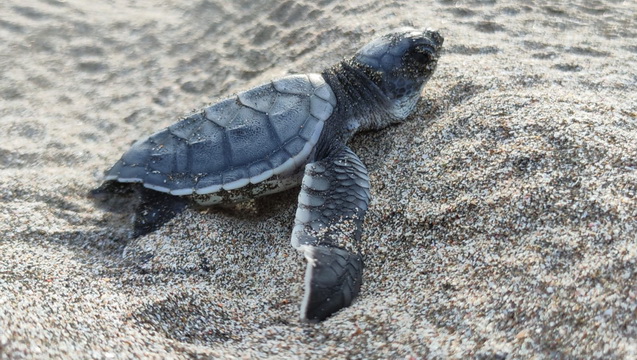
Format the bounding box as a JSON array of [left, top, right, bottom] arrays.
[[1, 0, 636, 358]]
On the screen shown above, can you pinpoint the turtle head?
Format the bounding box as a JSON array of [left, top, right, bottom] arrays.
[[352, 28, 443, 119]]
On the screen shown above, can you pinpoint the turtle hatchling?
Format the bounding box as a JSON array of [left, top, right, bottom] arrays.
[[92, 27, 443, 321]]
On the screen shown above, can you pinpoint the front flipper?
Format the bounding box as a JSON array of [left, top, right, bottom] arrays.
[[292, 144, 371, 322]]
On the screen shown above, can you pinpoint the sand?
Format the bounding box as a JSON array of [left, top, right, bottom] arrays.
[[1, 0, 636, 358]]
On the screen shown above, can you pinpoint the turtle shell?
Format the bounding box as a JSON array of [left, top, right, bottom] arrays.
[[104, 74, 336, 195]]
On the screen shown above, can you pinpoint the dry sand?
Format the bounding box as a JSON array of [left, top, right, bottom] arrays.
[[1, 0, 636, 358]]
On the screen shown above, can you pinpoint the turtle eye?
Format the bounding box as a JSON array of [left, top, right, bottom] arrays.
[[410, 46, 432, 64]]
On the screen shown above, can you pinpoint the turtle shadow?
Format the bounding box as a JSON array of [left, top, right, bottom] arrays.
[[201, 185, 300, 222]]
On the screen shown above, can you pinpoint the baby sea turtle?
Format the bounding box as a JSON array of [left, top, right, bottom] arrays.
[[92, 27, 443, 322]]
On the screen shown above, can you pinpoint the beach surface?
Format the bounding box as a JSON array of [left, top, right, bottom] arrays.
[[1, 0, 636, 358]]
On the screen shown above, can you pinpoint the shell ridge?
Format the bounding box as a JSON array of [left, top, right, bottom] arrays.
[[264, 108, 284, 146], [237, 93, 269, 115], [220, 128, 232, 171]]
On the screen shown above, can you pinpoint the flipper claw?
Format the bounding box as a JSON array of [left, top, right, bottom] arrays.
[[301, 245, 363, 322]]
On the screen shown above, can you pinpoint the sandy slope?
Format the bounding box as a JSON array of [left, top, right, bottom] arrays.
[[1, 0, 636, 358]]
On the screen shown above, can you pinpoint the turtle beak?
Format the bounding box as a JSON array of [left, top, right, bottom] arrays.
[[426, 29, 444, 49]]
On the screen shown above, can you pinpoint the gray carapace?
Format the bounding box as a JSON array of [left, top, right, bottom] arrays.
[[92, 27, 443, 322]]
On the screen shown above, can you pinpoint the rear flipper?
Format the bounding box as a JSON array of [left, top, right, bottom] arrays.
[[89, 180, 136, 202], [292, 144, 370, 322], [133, 187, 188, 237], [89, 181, 188, 237]]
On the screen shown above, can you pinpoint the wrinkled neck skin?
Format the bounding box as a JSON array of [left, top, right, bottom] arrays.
[[322, 60, 409, 141]]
